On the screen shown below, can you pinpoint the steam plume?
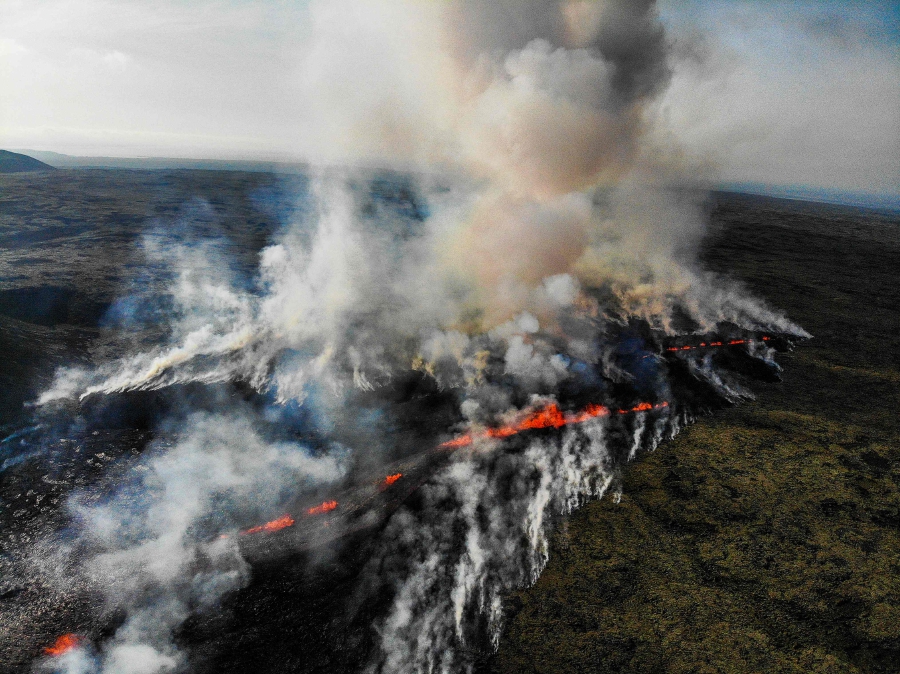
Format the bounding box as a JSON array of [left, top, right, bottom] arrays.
[[37, 414, 346, 674], [27, 2, 810, 673]]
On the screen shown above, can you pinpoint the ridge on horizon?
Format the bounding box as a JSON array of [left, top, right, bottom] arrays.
[[0, 149, 56, 173], [7, 149, 309, 174], [7, 149, 898, 212]]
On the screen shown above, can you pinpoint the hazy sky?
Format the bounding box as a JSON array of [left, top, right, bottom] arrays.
[[1, 0, 897, 195], [658, 1, 899, 195]]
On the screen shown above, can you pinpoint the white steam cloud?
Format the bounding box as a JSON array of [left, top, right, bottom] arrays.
[[38, 414, 346, 674], [39, 0, 806, 404]]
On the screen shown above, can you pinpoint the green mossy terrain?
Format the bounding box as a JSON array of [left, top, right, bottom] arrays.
[[490, 195, 900, 673]]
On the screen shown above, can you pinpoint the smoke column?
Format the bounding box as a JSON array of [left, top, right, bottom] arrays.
[[28, 1, 810, 673]]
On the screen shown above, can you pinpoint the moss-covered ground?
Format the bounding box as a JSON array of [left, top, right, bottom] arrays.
[[490, 194, 900, 673]]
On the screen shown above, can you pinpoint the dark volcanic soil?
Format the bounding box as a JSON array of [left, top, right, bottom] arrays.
[[489, 194, 900, 673], [0, 169, 307, 425]]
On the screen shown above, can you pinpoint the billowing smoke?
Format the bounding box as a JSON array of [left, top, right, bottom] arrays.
[[38, 0, 802, 404], [34, 413, 346, 674], [25, 1, 811, 673]]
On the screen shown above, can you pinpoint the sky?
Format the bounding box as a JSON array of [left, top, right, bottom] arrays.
[[0, 0, 897, 196]]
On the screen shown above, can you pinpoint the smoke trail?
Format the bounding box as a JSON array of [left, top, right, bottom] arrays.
[[35, 413, 347, 674], [366, 408, 671, 673]]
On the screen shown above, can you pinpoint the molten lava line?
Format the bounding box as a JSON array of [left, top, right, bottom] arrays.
[[44, 633, 80, 657], [381, 473, 403, 488], [239, 501, 339, 537], [40, 336, 792, 662], [42, 337, 784, 648], [666, 335, 770, 353], [307, 500, 338, 516], [440, 400, 668, 449], [240, 514, 295, 536], [234, 401, 669, 539]]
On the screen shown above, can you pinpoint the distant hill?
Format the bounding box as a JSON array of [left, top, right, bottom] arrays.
[[10, 149, 307, 174], [0, 150, 56, 173]]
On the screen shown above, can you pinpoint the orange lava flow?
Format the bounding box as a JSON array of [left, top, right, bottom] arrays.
[[44, 633, 80, 657], [307, 500, 338, 516], [440, 433, 473, 448], [381, 473, 403, 488], [240, 514, 295, 536], [440, 400, 668, 449], [229, 400, 670, 539], [666, 335, 770, 353]]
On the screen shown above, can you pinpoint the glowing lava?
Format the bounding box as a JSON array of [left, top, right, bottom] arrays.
[[44, 634, 80, 657], [439, 434, 473, 449], [381, 473, 403, 488], [666, 335, 770, 353], [240, 514, 295, 536], [440, 401, 668, 449], [307, 500, 338, 516], [233, 401, 669, 539]]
